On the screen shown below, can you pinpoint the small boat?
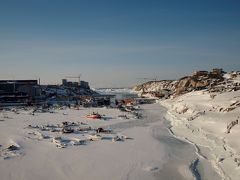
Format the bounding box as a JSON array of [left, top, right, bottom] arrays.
[[86, 112, 102, 119], [96, 127, 112, 134], [62, 127, 74, 133]]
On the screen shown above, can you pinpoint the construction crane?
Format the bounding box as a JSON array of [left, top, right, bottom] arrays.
[[65, 74, 81, 85]]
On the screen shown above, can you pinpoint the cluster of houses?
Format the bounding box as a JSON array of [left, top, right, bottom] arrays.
[[0, 79, 117, 108]]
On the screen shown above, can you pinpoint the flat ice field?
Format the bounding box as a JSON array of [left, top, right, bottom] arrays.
[[0, 105, 181, 180]]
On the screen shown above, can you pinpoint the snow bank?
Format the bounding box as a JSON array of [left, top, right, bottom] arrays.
[[161, 90, 240, 179]]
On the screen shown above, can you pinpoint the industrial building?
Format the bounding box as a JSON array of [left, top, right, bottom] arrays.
[[0, 80, 42, 106], [62, 79, 90, 89]]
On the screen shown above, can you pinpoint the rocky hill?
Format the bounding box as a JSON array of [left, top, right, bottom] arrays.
[[133, 69, 240, 99]]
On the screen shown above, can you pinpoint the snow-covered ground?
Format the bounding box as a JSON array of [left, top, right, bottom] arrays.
[[160, 90, 240, 180], [0, 105, 197, 180], [1, 97, 232, 180], [94, 88, 138, 99], [94, 88, 136, 94]]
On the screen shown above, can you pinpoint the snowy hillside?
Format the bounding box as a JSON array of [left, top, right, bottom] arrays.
[[161, 89, 240, 179]]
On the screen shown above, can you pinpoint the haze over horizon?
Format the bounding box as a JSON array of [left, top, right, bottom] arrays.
[[0, 0, 240, 88]]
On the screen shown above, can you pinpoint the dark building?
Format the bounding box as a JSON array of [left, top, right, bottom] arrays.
[[62, 79, 67, 86], [0, 80, 38, 93], [0, 80, 41, 106], [62, 79, 90, 89], [0, 92, 30, 106], [61, 79, 78, 87], [80, 81, 89, 89]]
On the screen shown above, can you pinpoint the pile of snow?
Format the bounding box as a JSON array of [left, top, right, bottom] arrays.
[[224, 71, 240, 83], [161, 89, 240, 179], [95, 88, 137, 95]]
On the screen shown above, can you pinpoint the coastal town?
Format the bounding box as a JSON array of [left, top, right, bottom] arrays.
[[0, 68, 240, 179], [0, 77, 151, 157], [1, 1, 240, 180]]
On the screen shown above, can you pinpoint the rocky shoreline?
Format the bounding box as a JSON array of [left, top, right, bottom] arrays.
[[133, 69, 240, 179], [133, 69, 240, 99]]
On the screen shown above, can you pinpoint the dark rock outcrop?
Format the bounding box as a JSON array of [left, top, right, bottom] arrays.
[[133, 69, 240, 99]]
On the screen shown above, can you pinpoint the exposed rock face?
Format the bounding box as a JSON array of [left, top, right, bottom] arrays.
[[133, 69, 240, 99], [133, 80, 177, 98], [174, 68, 227, 95], [133, 80, 176, 92]]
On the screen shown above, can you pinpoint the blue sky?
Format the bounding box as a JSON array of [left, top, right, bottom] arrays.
[[0, 0, 240, 87]]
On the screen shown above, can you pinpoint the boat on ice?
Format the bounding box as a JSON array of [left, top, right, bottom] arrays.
[[86, 112, 102, 119]]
